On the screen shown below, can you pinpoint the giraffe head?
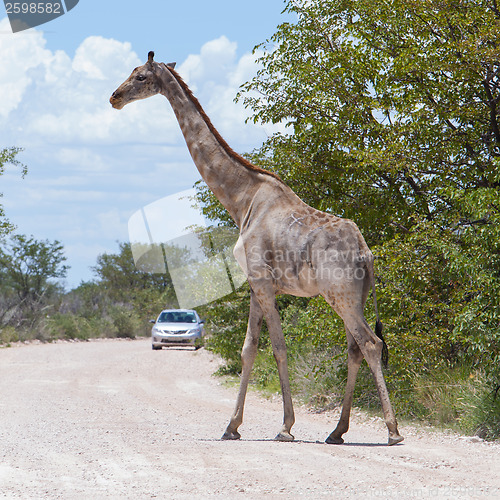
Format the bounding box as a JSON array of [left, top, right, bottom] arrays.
[[110, 51, 176, 109]]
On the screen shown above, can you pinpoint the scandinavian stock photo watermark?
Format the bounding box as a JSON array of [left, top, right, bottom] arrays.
[[3, 0, 79, 32], [247, 246, 369, 284]]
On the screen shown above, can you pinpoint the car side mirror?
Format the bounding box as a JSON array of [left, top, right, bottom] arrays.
[[149, 319, 156, 324], [200, 320, 205, 324]]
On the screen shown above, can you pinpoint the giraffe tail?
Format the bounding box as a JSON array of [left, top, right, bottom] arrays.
[[369, 258, 388, 368], [375, 318, 389, 369]]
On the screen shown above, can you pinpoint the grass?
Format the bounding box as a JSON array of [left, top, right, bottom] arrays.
[[414, 366, 500, 439]]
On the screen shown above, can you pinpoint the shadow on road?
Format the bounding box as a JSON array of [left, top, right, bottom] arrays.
[[199, 437, 393, 447]]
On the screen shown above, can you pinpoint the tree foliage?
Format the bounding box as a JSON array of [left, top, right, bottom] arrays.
[[238, 0, 500, 236], [0, 234, 68, 299], [54, 242, 177, 340], [236, 0, 500, 375], [0, 238, 177, 342], [93, 243, 176, 304], [0, 234, 68, 326], [0, 147, 26, 236]]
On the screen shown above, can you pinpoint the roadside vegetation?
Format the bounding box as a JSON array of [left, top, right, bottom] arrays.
[[1, 0, 499, 441], [0, 236, 177, 344]]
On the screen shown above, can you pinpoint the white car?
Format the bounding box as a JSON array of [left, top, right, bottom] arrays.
[[151, 309, 205, 350]]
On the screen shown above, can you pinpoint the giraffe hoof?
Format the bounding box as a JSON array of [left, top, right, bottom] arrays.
[[275, 431, 295, 442], [325, 434, 344, 445], [221, 430, 241, 440], [388, 434, 404, 446]]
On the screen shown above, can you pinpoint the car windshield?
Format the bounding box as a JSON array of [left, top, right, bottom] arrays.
[[157, 311, 197, 324]]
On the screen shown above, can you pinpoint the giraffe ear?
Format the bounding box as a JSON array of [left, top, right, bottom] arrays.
[[166, 62, 176, 69], [147, 51, 155, 63]]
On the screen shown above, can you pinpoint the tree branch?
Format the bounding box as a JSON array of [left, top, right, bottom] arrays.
[[483, 77, 500, 146]]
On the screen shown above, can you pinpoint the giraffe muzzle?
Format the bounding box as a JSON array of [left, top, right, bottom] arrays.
[[109, 92, 124, 109]]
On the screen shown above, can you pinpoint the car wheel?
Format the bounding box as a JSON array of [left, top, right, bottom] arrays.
[[152, 345, 162, 350]]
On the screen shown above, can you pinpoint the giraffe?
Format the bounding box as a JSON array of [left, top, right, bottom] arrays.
[[110, 52, 404, 446]]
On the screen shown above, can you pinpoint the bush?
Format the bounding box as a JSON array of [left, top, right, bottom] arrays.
[[109, 306, 145, 339], [202, 286, 252, 374], [468, 389, 500, 441], [211, 291, 500, 441], [45, 313, 94, 341], [0, 326, 19, 345]]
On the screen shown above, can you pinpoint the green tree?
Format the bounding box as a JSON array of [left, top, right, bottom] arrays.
[[0, 234, 68, 301], [0, 234, 68, 326], [0, 147, 26, 236], [237, 0, 500, 370], [237, 0, 499, 236], [92, 242, 177, 318]]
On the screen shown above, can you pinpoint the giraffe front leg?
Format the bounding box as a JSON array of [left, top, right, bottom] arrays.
[[255, 292, 295, 442], [222, 290, 263, 440]]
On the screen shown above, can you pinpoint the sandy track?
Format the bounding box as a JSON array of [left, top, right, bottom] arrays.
[[0, 338, 499, 499]]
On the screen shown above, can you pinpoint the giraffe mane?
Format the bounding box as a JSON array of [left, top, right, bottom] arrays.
[[164, 64, 284, 184]]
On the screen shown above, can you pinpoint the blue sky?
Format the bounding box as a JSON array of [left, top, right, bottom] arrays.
[[0, 1, 293, 289]]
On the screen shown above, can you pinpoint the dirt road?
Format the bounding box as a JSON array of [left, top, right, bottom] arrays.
[[0, 339, 499, 499]]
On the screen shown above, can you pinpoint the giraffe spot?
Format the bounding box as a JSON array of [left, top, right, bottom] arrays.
[[324, 291, 335, 306]]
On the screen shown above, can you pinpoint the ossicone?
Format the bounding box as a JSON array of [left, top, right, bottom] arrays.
[[148, 51, 155, 63]]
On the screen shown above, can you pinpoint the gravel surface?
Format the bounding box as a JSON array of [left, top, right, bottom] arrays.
[[0, 338, 499, 499]]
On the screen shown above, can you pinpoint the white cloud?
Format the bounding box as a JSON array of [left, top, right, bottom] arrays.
[[180, 35, 238, 85], [1, 24, 270, 151], [55, 148, 107, 173], [0, 22, 278, 287], [0, 18, 52, 116], [0, 26, 179, 146], [177, 38, 276, 149], [72, 36, 138, 81]]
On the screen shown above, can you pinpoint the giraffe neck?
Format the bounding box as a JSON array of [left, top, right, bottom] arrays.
[[157, 64, 272, 227]]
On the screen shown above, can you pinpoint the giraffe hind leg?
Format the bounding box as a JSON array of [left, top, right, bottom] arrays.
[[344, 313, 403, 445], [326, 329, 363, 444]]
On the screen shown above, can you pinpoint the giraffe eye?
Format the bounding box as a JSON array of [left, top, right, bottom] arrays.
[[136, 74, 146, 81]]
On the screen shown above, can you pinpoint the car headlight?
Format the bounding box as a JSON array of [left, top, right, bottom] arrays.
[[188, 327, 201, 335]]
